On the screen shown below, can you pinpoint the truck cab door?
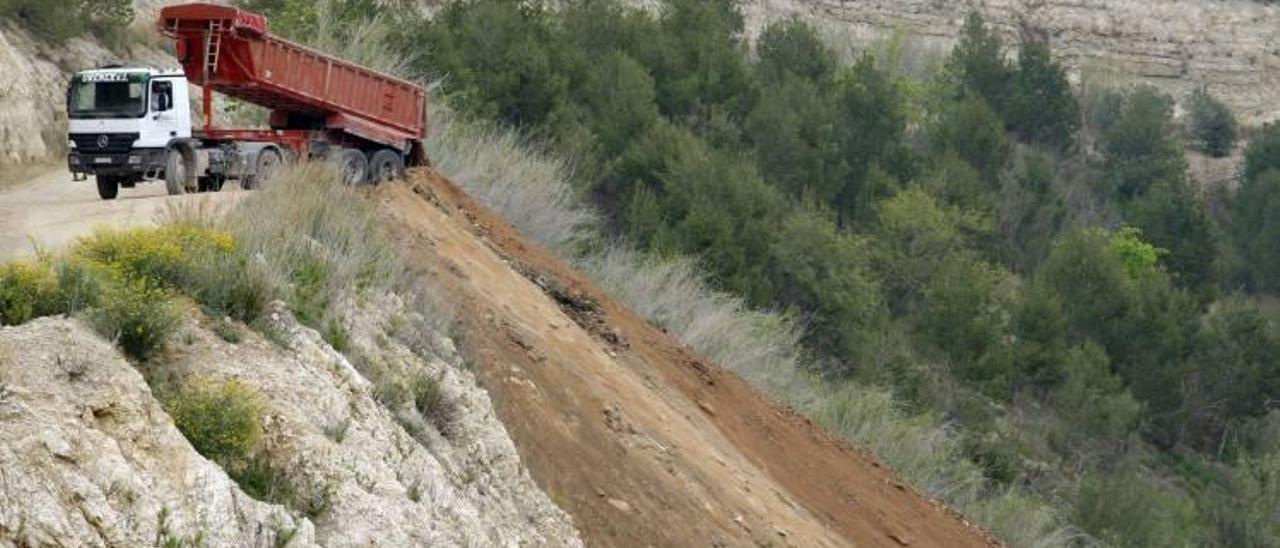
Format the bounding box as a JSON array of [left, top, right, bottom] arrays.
[[144, 79, 191, 146]]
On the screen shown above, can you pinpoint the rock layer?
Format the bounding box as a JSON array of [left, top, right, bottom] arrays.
[[738, 0, 1280, 126]]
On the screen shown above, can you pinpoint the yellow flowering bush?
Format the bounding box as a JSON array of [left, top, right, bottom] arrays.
[[165, 378, 263, 464], [0, 260, 58, 325]]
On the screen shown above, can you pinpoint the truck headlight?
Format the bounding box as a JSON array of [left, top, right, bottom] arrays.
[[128, 155, 142, 165]]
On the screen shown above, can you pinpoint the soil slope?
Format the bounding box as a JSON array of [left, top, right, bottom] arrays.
[[375, 169, 1000, 548]]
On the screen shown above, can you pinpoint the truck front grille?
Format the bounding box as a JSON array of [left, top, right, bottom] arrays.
[[70, 133, 139, 155]]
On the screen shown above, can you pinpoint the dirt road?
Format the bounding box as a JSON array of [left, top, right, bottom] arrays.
[[0, 168, 238, 260], [378, 170, 1000, 548]]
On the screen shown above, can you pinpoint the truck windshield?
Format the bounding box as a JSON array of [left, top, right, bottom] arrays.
[[68, 73, 148, 119]]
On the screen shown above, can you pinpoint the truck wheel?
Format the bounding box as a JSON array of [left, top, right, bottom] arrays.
[[246, 149, 283, 190], [96, 175, 119, 200], [369, 149, 405, 185], [164, 149, 189, 195], [338, 149, 369, 186]]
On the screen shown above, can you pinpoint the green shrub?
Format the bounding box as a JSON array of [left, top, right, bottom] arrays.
[[411, 372, 458, 437], [228, 456, 294, 506], [52, 258, 106, 315], [0, 260, 58, 325], [0, 0, 133, 44], [73, 225, 237, 290], [166, 379, 263, 465], [1245, 123, 1280, 182], [1103, 86, 1186, 200], [1203, 454, 1280, 547], [214, 320, 242, 344], [89, 275, 180, 361], [1186, 88, 1237, 158], [1235, 170, 1280, 292], [1010, 40, 1079, 150], [1074, 470, 1204, 547]]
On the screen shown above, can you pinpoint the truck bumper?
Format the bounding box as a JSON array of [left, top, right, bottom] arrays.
[[68, 149, 166, 178]]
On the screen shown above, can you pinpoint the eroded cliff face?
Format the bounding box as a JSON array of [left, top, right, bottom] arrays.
[[739, 0, 1280, 126], [0, 30, 112, 165], [0, 296, 581, 547]]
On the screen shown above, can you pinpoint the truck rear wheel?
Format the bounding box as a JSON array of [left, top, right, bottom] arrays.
[[95, 175, 119, 200], [245, 148, 283, 190], [338, 149, 369, 186], [369, 149, 405, 185]]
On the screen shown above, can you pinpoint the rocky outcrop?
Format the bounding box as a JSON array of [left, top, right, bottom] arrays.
[[0, 30, 109, 164], [737, 0, 1280, 126], [0, 295, 581, 547], [0, 318, 316, 547]]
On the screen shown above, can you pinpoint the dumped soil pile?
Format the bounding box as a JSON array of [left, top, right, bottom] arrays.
[[376, 168, 1002, 548]]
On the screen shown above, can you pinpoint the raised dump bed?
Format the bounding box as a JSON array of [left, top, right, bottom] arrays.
[[158, 2, 425, 149]]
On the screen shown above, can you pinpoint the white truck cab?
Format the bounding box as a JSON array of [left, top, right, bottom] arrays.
[[67, 66, 193, 199]]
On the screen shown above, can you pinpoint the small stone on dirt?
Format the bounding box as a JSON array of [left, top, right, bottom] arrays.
[[607, 498, 632, 513], [697, 401, 716, 416]]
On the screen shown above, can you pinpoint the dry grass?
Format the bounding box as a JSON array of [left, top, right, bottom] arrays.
[[220, 163, 402, 308], [425, 98, 598, 254], [310, 0, 417, 78]]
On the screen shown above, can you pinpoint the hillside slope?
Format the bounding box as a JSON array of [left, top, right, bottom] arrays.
[[375, 169, 1000, 548]]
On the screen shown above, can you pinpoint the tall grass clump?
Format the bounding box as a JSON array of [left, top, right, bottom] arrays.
[[422, 95, 1072, 545], [216, 163, 402, 340], [425, 99, 598, 254]]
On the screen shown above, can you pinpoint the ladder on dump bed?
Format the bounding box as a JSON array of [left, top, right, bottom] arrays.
[[203, 19, 223, 80]]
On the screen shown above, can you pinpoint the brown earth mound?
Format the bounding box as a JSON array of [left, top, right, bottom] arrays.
[[374, 169, 1001, 548]]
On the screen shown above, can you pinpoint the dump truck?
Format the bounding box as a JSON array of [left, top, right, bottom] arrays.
[[66, 2, 427, 200]]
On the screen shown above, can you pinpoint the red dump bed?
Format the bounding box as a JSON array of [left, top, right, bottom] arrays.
[[158, 3, 425, 150]]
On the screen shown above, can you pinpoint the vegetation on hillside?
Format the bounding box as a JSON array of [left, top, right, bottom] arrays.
[[228, 0, 1280, 545], [0, 0, 132, 44]]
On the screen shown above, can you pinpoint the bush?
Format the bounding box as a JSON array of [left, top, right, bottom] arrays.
[[228, 456, 294, 506], [1186, 88, 1237, 158], [52, 258, 106, 315], [1051, 343, 1142, 443], [166, 379, 263, 465], [756, 17, 837, 84], [0, 260, 58, 325], [0, 0, 133, 44], [945, 12, 1013, 110], [1010, 40, 1079, 150], [1074, 470, 1204, 547], [1103, 86, 1186, 200], [411, 372, 459, 438], [89, 274, 180, 361], [930, 96, 1012, 182], [1233, 169, 1280, 292], [73, 225, 237, 291], [1245, 123, 1280, 183]]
